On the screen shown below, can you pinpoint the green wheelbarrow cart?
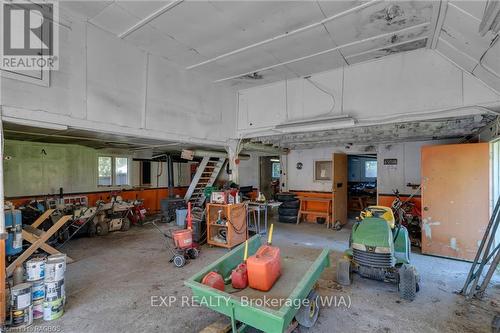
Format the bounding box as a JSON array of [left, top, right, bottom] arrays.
[[184, 235, 330, 332]]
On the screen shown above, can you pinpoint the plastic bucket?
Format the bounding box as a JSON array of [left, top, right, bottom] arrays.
[[172, 229, 192, 249]]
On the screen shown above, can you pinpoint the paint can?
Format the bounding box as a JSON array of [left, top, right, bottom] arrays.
[[11, 283, 32, 310], [47, 254, 67, 271], [43, 298, 64, 321], [11, 305, 33, 328], [26, 257, 46, 281], [44, 260, 65, 282], [45, 279, 64, 302], [32, 299, 44, 320], [31, 280, 45, 301]]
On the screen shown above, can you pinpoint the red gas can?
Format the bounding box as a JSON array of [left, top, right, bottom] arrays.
[[201, 271, 225, 291], [247, 245, 281, 291], [231, 263, 248, 289]]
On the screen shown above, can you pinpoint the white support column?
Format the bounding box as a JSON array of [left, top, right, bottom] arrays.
[[226, 139, 240, 184]]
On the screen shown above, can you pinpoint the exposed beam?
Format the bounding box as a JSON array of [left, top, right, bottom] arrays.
[[186, 0, 383, 70], [213, 22, 430, 83], [118, 0, 184, 39], [345, 37, 428, 61], [429, 0, 448, 49]]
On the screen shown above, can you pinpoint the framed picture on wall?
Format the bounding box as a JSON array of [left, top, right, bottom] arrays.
[[314, 160, 332, 181]]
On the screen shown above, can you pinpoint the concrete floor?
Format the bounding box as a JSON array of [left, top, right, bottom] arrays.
[[32, 217, 500, 333]]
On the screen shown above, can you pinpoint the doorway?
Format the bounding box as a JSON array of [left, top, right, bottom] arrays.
[[259, 156, 280, 200], [347, 154, 377, 216]]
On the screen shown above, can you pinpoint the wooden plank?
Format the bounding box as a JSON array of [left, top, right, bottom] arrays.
[[199, 320, 231, 333], [21, 230, 74, 263], [7, 215, 72, 275], [31, 209, 55, 228]]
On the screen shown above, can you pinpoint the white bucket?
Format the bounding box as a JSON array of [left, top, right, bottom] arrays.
[[44, 260, 65, 282], [47, 254, 66, 271], [45, 279, 64, 302], [31, 280, 45, 301], [11, 283, 32, 310], [11, 305, 33, 328], [26, 258, 46, 281]]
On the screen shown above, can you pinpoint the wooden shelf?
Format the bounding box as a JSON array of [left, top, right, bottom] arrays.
[[206, 203, 247, 249]]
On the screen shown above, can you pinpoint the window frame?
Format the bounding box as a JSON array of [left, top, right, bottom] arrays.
[[97, 155, 130, 187]]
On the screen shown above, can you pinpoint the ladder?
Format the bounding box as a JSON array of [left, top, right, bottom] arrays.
[[184, 157, 226, 207]]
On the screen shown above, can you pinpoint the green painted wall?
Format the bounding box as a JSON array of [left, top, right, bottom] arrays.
[[4, 140, 99, 197]]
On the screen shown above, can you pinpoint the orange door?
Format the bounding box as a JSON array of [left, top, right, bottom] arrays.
[[421, 143, 489, 260], [332, 153, 348, 226]]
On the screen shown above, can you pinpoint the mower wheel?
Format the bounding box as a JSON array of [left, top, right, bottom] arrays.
[[121, 217, 131, 231], [96, 221, 109, 236], [187, 248, 200, 259], [173, 255, 186, 268], [87, 222, 97, 237], [399, 264, 417, 301], [295, 289, 320, 328], [337, 258, 352, 286]]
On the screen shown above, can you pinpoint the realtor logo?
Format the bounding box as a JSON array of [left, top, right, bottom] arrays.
[[1, 0, 59, 70]]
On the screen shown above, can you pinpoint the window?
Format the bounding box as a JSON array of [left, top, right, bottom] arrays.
[[314, 160, 332, 181], [272, 162, 281, 179], [365, 160, 377, 178], [98, 157, 112, 186], [98, 156, 129, 186]]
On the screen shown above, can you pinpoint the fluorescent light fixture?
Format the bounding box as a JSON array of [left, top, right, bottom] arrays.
[[275, 115, 356, 133], [3, 117, 68, 131], [270, 158, 280, 162]]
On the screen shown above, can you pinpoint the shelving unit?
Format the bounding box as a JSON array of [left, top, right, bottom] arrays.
[[206, 203, 247, 249]]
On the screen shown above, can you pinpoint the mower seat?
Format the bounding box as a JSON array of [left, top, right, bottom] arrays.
[[361, 206, 396, 229]]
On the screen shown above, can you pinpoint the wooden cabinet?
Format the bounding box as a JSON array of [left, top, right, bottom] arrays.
[[206, 203, 247, 249]]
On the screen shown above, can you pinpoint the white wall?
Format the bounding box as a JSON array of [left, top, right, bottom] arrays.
[[237, 49, 500, 137], [238, 155, 260, 188], [1, 12, 237, 146]]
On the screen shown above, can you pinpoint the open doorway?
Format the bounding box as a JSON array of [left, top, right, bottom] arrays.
[[347, 154, 377, 216], [259, 156, 280, 200]]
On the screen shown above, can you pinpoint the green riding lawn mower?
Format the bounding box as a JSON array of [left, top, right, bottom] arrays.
[[337, 206, 420, 301]]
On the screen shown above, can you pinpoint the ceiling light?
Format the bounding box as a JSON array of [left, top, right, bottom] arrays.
[[270, 158, 280, 162], [275, 115, 356, 133]]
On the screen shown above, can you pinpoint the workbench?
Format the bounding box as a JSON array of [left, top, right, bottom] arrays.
[[296, 196, 332, 228]]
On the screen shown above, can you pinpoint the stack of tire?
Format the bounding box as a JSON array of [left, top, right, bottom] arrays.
[[277, 192, 299, 224]]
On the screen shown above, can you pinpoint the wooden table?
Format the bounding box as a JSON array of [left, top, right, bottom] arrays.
[[296, 196, 332, 228]]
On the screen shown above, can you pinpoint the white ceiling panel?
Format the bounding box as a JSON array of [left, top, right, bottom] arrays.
[[90, 3, 141, 35], [324, 1, 433, 45], [124, 24, 207, 66], [115, 1, 167, 19], [341, 23, 430, 58], [61, 1, 114, 19], [316, 0, 370, 17], [261, 25, 337, 63], [435, 37, 478, 72], [449, 0, 487, 21], [347, 38, 428, 65], [282, 51, 347, 77]]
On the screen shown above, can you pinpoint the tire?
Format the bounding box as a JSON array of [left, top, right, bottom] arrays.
[[278, 207, 299, 217], [295, 290, 320, 328], [121, 217, 131, 231], [399, 264, 417, 301], [278, 215, 297, 224], [276, 193, 297, 202], [87, 222, 97, 238], [187, 248, 199, 259], [337, 258, 352, 286], [280, 200, 300, 209], [173, 255, 186, 268], [96, 221, 109, 236]]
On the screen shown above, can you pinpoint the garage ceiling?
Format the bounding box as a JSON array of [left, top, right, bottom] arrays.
[[62, 0, 446, 86], [250, 114, 496, 149]]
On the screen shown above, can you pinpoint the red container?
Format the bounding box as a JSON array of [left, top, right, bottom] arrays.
[[247, 245, 281, 291], [201, 271, 225, 291], [172, 229, 192, 249], [231, 263, 248, 289]]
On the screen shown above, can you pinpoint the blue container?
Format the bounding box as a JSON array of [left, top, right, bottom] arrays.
[[5, 210, 23, 256], [176, 209, 188, 227]]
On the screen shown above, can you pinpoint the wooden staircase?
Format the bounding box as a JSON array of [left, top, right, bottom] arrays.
[[184, 157, 226, 207]]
